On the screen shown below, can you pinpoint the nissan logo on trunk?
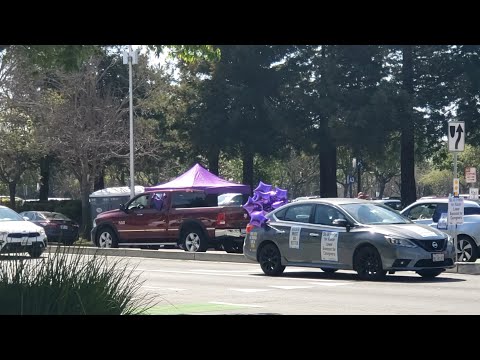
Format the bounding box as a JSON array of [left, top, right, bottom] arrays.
[[432, 241, 438, 249]]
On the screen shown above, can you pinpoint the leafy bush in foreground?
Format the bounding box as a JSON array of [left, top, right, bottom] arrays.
[[0, 248, 156, 315]]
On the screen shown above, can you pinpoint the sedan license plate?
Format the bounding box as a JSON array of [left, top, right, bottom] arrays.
[[61, 225, 68, 230], [432, 253, 444, 262]]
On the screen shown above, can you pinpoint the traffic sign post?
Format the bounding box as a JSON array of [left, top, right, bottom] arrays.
[[448, 121, 465, 262], [448, 122, 465, 152], [448, 196, 464, 263]]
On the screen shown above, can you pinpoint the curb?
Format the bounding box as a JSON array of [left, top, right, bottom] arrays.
[[45, 246, 480, 274], [445, 262, 480, 275], [46, 246, 255, 264]]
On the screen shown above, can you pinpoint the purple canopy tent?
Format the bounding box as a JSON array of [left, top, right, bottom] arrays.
[[144, 164, 251, 195]]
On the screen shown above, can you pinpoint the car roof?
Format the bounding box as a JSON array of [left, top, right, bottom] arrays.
[[289, 198, 372, 206], [407, 198, 480, 207]]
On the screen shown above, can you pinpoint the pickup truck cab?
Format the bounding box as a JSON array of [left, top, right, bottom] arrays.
[[91, 189, 249, 253]]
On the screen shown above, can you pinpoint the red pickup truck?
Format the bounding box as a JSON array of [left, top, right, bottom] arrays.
[[91, 189, 249, 253]]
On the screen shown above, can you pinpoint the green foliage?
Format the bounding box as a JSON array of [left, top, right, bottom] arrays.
[[17, 200, 82, 225], [0, 248, 156, 315], [148, 45, 221, 63], [418, 169, 453, 197]]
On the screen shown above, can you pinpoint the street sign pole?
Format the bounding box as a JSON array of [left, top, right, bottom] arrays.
[[454, 152, 457, 262], [448, 121, 465, 263]]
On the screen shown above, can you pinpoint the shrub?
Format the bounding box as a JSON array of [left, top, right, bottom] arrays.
[[0, 247, 156, 315]]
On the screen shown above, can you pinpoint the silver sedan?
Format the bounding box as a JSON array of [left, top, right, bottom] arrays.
[[244, 198, 455, 280]]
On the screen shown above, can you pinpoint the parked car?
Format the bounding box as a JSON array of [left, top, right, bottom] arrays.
[[19, 211, 79, 245], [373, 199, 403, 211], [91, 190, 249, 253], [401, 198, 480, 262], [0, 205, 47, 258], [243, 198, 455, 280]]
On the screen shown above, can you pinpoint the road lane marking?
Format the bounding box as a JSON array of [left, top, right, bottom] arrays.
[[142, 286, 186, 291], [229, 288, 271, 293], [145, 303, 243, 315], [308, 282, 349, 287], [131, 268, 356, 285], [268, 285, 315, 290], [209, 301, 264, 308]]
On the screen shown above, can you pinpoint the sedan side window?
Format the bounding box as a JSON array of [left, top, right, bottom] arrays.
[[408, 204, 437, 220], [313, 204, 346, 226], [284, 205, 314, 223]]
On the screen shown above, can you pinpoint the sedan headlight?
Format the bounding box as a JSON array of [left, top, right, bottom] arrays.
[[385, 236, 417, 248], [38, 228, 45, 236]]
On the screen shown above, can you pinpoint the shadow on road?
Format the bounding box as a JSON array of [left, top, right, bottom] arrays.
[[0, 254, 38, 261], [252, 271, 466, 283]]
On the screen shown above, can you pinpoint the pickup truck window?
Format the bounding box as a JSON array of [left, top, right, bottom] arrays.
[[172, 192, 209, 208], [128, 194, 151, 210]]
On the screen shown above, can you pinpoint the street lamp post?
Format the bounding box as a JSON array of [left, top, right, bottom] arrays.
[[123, 46, 138, 199]]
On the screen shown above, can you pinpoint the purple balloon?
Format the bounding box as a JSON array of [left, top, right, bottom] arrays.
[[254, 181, 272, 193], [243, 196, 264, 215], [274, 187, 288, 201], [249, 211, 268, 227], [242, 196, 257, 214]]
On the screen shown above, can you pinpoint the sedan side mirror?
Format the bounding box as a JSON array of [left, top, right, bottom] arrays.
[[119, 203, 127, 213], [332, 218, 352, 232], [23, 216, 29, 221]]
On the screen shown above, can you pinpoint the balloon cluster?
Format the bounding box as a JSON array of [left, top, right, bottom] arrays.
[[243, 181, 288, 227]]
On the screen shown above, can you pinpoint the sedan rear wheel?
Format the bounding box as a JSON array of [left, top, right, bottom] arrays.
[[354, 246, 386, 281], [258, 243, 285, 276]]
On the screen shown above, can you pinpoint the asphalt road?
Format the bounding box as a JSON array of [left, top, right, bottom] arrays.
[[118, 257, 480, 315]]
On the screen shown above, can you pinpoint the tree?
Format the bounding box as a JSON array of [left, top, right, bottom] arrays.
[[0, 47, 42, 208], [36, 54, 160, 236]]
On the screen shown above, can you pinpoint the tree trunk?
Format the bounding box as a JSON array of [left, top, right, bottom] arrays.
[[9, 182, 16, 210], [207, 148, 220, 176], [319, 120, 338, 198], [39, 155, 52, 201], [378, 179, 387, 199], [94, 168, 105, 191], [400, 45, 417, 208], [79, 175, 92, 239], [242, 147, 254, 195], [120, 170, 126, 186]]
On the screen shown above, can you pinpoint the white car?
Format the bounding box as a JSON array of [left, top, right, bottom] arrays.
[[0, 205, 48, 258], [401, 198, 480, 262]]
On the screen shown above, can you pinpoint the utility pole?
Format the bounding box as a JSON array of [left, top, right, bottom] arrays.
[[123, 46, 138, 199]]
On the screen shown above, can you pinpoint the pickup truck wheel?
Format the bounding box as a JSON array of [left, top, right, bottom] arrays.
[[96, 227, 118, 248], [182, 227, 208, 252]]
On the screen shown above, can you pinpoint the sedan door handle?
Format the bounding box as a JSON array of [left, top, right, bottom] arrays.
[[309, 233, 320, 237], [136, 213, 144, 216]]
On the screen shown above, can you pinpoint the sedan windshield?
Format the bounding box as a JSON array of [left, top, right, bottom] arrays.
[[0, 207, 25, 221], [341, 203, 410, 225]]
